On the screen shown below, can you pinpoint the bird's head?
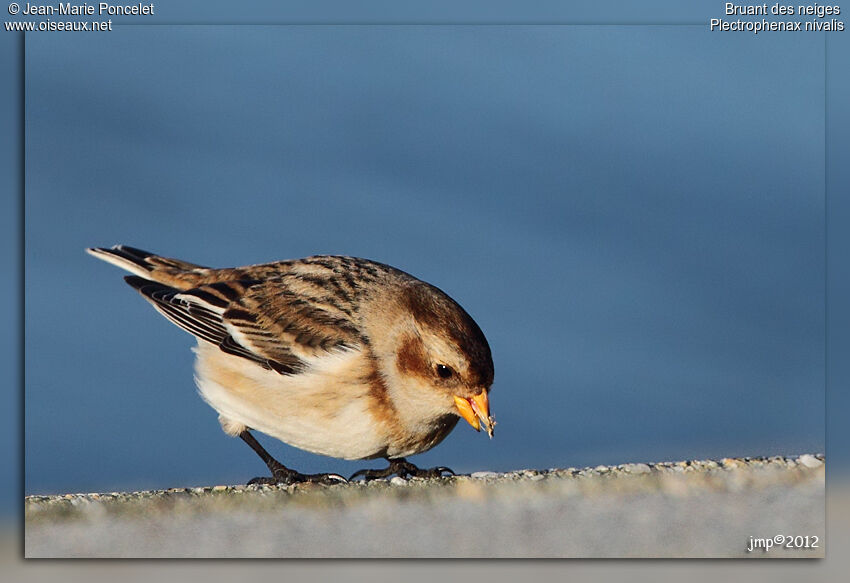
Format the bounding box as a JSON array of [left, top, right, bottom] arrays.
[[391, 282, 495, 437]]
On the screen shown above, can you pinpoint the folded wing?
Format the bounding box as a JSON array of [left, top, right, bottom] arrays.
[[124, 275, 364, 375]]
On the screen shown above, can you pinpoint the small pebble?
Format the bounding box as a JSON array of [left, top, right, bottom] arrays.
[[389, 477, 408, 486], [798, 454, 823, 469], [471, 471, 498, 479]]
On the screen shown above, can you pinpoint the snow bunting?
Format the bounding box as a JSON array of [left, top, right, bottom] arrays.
[[87, 245, 494, 484]]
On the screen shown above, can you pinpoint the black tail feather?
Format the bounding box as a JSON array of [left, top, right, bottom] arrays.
[[115, 245, 155, 260], [88, 245, 156, 273], [124, 274, 166, 292]]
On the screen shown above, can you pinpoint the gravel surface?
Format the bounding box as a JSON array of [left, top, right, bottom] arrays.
[[25, 454, 825, 558]]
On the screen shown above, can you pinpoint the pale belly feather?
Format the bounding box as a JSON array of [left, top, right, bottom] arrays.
[[193, 343, 389, 460]]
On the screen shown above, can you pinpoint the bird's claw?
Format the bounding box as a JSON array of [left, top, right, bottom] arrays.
[[348, 467, 385, 481], [349, 459, 455, 482], [248, 460, 348, 485]]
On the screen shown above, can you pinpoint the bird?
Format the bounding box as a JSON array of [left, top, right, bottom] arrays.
[[86, 245, 495, 484]]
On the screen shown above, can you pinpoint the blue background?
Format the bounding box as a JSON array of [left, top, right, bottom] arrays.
[[22, 22, 828, 496]]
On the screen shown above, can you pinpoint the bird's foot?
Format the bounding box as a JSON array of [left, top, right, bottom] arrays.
[[349, 458, 455, 482], [248, 459, 347, 486]]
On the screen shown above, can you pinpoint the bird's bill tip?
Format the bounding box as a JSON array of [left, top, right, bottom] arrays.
[[453, 390, 494, 438]]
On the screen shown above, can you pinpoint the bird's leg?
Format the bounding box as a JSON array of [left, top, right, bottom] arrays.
[[238, 430, 347, 485], [349, 457, 455, 481]]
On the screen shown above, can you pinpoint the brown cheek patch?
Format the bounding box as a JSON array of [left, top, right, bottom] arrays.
[[363, 358, 402, 452], [396, 334, 430, 379]]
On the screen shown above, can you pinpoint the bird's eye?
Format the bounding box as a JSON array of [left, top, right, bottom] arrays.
[[435, 364, 453, 379]]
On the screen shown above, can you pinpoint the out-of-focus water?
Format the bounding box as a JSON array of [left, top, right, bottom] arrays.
[[24, 26, 824, 496]]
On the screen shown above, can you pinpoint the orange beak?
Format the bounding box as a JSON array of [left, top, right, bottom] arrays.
[[453, 391, 495, 438]]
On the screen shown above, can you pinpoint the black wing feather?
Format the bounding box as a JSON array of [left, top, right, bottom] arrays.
[[124, 275, 303, 374]]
